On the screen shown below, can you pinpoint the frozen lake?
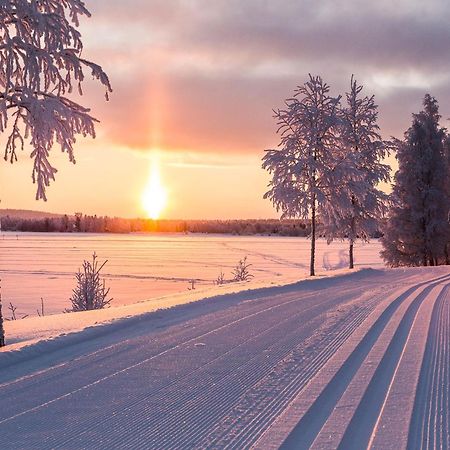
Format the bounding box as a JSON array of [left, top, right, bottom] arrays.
[[0, 232, 384, 316]]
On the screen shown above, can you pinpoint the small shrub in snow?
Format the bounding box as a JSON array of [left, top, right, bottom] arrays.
[[8, 303, 18, 320], [69, 253, 112, 312], [37, 298, 45, 317], [215, 270, 225, 285], [232, 257, 254, 282], [6, 302, 28, 320]]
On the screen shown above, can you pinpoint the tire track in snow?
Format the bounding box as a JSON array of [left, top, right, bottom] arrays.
[[0, 283, 359, 404], [0, 291, 324, 425], [365, 283, 443, 449], [220, 241, 306, 270], [56, 276, 449, 449], [170, 297, 379, 449], [0, 268, 212, 283]]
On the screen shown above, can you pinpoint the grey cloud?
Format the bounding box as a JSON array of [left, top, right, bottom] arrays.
[[87, 0, 450, 72], [82, 0, 450, 153]]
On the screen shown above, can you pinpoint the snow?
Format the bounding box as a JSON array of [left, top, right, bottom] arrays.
[[1, 275, 308, 352], [0, 231, 384, 316], [0, 232, 448, 449], [0, 231, 384, 351], [0, 265, 448, 449]]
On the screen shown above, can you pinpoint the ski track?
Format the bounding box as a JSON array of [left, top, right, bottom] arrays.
[[0, 270, 449, 449], [408, 284, 450, 450]]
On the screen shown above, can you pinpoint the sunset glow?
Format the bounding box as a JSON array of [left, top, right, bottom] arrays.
[[2, 1, 449, 220], [142, 162, 167, 219], [0, 2, 448, 446]]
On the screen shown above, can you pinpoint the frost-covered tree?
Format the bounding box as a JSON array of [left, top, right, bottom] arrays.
[[1, 0, 112, 200], [69, 253, 112, 311], [263, 75, 342, 276], [381, 95, 449, 266], [325, 76, 390, 269], [444, 136, 450, 264], [232, 256, 253, 281]]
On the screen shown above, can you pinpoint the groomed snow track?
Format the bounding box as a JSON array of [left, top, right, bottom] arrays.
[[0, 269, 448, 449]]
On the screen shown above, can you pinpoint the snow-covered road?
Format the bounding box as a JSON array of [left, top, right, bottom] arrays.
[[0, 268, 448, 449]]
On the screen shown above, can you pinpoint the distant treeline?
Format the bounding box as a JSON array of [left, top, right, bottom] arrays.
[[0, 213, 314, 236]]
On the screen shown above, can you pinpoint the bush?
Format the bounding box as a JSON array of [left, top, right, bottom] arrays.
[[69, 253, 112, 311], [232, 256, 254, 282], [215, 270, 225, 285]]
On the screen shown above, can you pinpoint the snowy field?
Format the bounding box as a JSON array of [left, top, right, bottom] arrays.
[[0, 266, 448, 449], [1, 232, 448, 449], [0, 232, 384, 316]]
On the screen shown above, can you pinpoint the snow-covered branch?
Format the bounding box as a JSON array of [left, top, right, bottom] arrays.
[[0, 0, 112, 200]]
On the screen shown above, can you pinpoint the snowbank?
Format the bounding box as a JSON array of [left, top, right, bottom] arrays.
[[2, 265, 446, 373], [0, 267, 381, 361]]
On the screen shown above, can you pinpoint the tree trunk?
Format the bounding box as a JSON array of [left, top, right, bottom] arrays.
[[349, 212, 356, 269], [349, 241, 354, 269], [310, 199, 316, 276], [422, 251, 428, 267]]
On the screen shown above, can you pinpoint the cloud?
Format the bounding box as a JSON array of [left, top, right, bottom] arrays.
[[84, 0, 450, 73], [78, 0, 450, 154], [180, 1, 450, 73]]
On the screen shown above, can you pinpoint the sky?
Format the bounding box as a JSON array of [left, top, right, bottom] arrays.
[[1, 0, 450, 219]]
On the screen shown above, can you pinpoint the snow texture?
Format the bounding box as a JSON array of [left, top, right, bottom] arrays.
[[0, 232, 385, 317], [0, 266, 448, 449]]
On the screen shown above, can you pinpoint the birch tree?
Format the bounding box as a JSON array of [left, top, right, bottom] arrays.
[[263, 75, 341, 276], [0, 0, 112, 200], [325, 76, 390, 268]]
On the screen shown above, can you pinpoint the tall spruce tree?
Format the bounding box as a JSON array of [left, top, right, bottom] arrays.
[[324, 76, 390, 269], [443, 136, 450, 264], [381, 95, 449, 266], [262, 75, 342, 276]]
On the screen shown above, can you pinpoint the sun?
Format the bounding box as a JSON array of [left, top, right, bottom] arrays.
[[142, 162, 167, 220]]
